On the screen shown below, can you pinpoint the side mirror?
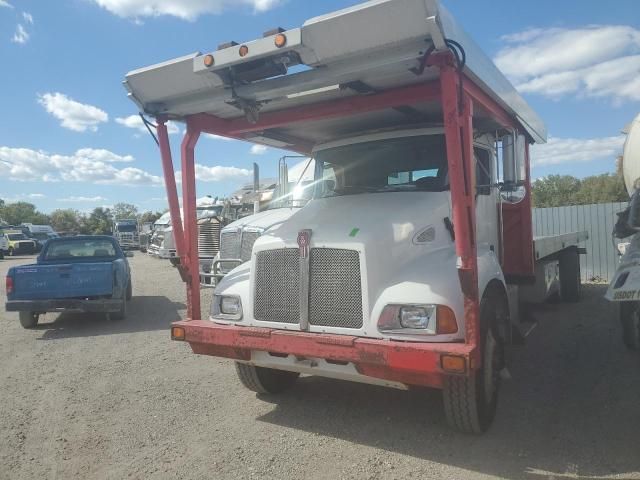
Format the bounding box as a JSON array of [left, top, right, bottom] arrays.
[[501, 132, 526, 189], [125, 251, 134, 258]]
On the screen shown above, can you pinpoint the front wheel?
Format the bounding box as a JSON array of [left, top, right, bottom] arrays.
[[235, 363, 299, 394], [443, 290, 507, 433], [19, 311, 39, 329], [8, 247, 14, 257], [620, 302, 640, 350]]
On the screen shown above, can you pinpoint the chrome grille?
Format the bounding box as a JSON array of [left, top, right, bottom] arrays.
[[240, 232, 261, 262], [254, 249, 300, 324], [309, 248, 363, 328], [198, 220, 221, 257], [220, 231, 240, 259], [253, 247, 363, 329]]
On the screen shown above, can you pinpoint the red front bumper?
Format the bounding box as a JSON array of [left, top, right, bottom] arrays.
[[172, 320, 476, 389]]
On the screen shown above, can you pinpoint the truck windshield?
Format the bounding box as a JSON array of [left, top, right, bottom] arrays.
[[314, 134, 448, 198], [116, 225, 137, 232], [45, 239, 117, 260], [7, 233, 28, 241]]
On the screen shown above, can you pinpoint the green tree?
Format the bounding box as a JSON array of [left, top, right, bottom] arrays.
[[139, 211, 163, 225], [112, 202, 139, 220], [49, 209, 82, 233], [82, 207, 113, 235], [573, 174, 628, 205], [531, 175, 582, 208], [0, 201, 50, 225]]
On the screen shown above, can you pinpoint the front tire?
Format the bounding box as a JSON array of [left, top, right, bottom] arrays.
[[443, 289, 507, 433], [620, 302, 640, 350], [8, 247, 14, 257], [19, 311, 39, 329], [235, 363, 299, 394]]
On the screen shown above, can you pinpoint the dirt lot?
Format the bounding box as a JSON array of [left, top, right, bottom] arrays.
[[0, 253, 639, 480]]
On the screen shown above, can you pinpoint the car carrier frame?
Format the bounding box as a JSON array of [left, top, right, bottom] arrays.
[[125, 0, 586, 432]]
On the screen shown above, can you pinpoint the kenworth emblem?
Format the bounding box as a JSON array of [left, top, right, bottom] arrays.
[[297, 229, 311, 258]]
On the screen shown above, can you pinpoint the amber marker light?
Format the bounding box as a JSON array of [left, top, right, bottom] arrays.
[[171, 326, 186, 341], [436, 305, 458, 334], [203, 54, 215, 67], [274, 33, 287, 48], [239, 45, 249, 57], [441, 355, 466, 374]]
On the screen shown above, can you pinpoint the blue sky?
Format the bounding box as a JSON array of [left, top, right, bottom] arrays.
[[0, 0, 638, 213]]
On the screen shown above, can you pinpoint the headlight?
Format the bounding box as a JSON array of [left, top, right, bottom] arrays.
[[211, 295, 243, 321], [399, 306, 434, 329], [378, 304, 457, 335]]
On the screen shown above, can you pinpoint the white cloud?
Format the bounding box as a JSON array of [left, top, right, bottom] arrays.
[[175, 164, 252, 183], [28, 193, 45, 198], [22, 12, 33, 24], [495, 26, 640, 102], [0, 1, 13, 8], [38, 93, 108, 132], [0, 146, 162, 186], [250, 144, 268, 155], [202, 133, 233, 141], [530, 135, 625, 167], [59, 196, 108, 202], [11, 24, 29, 44], [115, 114, 180, 135], [91, 0, 282, 21]]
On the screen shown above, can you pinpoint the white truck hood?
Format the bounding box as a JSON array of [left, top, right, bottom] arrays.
[[222, 207, 302, 233]]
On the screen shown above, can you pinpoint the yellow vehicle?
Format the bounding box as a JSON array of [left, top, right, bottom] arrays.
[[3, 230, 36, 256]]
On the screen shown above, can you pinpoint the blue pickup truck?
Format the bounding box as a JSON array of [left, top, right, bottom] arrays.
[[5, 236, 132, 329]]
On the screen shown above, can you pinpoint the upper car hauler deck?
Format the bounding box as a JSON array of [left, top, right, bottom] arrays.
[[125, 0, 586, 433]]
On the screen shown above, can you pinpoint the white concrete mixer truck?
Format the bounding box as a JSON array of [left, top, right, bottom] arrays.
[[605, 113, 640, 349]]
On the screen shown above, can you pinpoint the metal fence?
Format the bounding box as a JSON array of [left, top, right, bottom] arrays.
[[532, 202, 627, 282]]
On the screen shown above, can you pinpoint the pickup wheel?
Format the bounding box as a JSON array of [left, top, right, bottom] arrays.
[[126, 279, 133, 301], [19, 311, 39, 329], [110, 299, 127, 321], [559, 247, 581, 302], [443, 288, 507, 434], [8, 247, 14, 257], [0, 249, 3, 259], [235, 363, 299, 394], [620, 302, 640, 350]]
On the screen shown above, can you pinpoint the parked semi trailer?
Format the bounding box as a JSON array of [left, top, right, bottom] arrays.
[[125, 0, 587, 433]]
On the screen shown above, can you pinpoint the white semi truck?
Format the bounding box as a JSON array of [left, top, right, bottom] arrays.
[[606, 113, 640, 349], [113, 219, 140, 250], [125, 0, 587, 433]]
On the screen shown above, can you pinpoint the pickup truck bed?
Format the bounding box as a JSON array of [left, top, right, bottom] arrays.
[[5, 235, 131, 328]]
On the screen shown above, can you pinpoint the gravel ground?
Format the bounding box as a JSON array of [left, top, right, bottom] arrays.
[[1, 253, 639, 480]]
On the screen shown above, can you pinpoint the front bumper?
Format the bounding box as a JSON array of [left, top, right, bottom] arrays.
[[147, 245, 176, 259], [171, 321, 476, 389], [6, 299, 122, 313]]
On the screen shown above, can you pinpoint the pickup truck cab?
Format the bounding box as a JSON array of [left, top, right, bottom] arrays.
[[5, 235, 133, 329]]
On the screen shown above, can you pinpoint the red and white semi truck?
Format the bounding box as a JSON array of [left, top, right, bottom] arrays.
[[124, 0, 587, 433]]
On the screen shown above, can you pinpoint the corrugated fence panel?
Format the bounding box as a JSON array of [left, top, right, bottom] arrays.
[[532, 202, 627, 282]]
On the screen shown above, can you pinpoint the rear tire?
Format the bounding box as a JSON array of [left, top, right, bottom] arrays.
[[559, 247, 581, 302], [620, 302, 640, 350], [19, 311, 39, 329], [235, 363, 299, 394], [111, 298, 127, 321], [443, 288, 507, 433], [126, 279, 133, 301]]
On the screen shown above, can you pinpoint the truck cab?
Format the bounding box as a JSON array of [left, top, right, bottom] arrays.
[[113, 219, 140, 250]]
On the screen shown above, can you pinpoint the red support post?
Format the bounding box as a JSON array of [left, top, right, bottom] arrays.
[[181, 121, 201, 321], [157, 118, 186, 260], [435, 53, 481, 363]]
